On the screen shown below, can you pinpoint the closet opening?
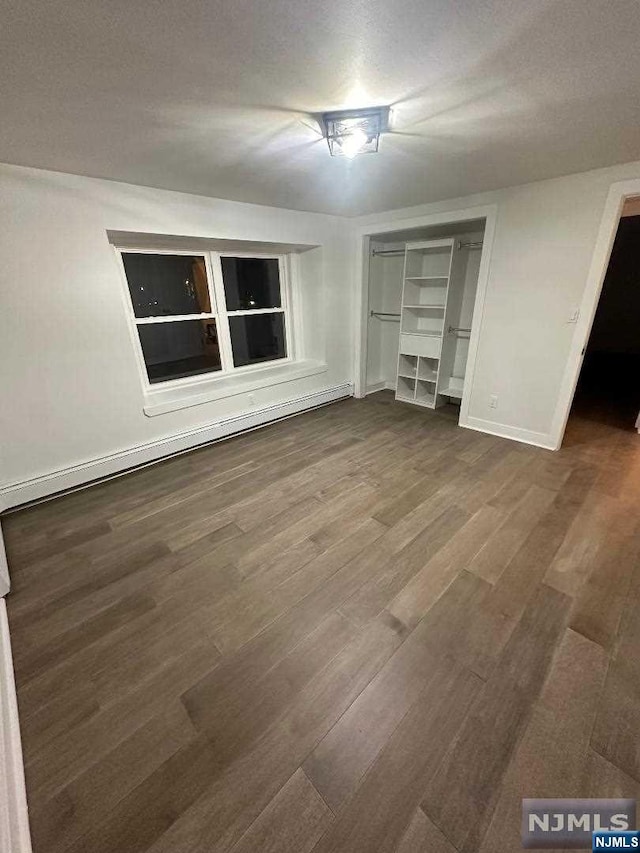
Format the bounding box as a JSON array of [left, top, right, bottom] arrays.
[[359, 215, 491, 429], [563, 199, 640, 439]]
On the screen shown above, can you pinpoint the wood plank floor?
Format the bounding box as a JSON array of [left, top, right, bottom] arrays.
[[3, 390, 640, 853]]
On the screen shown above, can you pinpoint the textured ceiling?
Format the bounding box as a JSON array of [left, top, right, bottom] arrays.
[[2, 0, 640, 216]]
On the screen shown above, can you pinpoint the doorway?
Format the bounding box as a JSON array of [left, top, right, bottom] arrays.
[[565, 202, 640, 438]]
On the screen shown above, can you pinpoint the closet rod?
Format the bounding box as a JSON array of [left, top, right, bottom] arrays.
[[373, 242, 482, 255], [448, 325, 471, 334], [370, 310, 400, 319]]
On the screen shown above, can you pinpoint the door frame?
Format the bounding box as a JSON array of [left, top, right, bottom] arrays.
[[550, 179, 640, 449], [352, 203, 498, 431]]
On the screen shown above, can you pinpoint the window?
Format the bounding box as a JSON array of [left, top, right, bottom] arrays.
[[119, 250, 289, 386], [221, 257, 287, 368]]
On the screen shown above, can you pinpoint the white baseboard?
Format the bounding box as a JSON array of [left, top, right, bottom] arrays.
[[0, 384, 353, 511], [0, 599, 32, 853], [461, 415, 557, 450]]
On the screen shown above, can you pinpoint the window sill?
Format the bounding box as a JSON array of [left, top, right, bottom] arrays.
[[143, 359, 328, 417]]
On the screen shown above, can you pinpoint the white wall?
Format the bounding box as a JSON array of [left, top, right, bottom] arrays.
[[356, 159, 640, 448], [0, 164, 355, 506]]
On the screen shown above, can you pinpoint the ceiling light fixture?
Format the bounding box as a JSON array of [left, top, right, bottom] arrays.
[[321, 106, 390, 158]]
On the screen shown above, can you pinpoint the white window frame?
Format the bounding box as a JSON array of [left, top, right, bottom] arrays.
[[114, 247, 294, 393], [212, 251, 293, 379]]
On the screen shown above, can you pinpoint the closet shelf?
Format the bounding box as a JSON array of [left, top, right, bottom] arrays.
[[404, 276, 449, 282], [403, 304, 445, 310], [439, 386, 464, 399], [401, 330, 443, 338]]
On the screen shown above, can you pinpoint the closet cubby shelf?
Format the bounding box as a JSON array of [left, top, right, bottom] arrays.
[[393, 233, 481, 411], [416, 379, 436, 406], [396, 237, 453, 410], [396, 374, 416, 402]]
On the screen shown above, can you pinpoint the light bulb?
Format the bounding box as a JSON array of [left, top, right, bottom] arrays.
[[340, 129, 368, 159]]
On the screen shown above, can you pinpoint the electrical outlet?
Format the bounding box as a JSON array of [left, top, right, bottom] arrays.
[[247, 393, 255, 407], [489, 394, 498, 409]]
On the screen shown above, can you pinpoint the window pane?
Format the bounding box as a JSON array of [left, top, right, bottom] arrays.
[[122, 254, 211, 318], [229, 313, 286, 367], [137, 319, 221, 383], [221, 257, 281, 311]]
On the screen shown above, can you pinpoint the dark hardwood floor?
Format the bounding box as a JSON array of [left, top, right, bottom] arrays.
[[3, 391, 640, 853]]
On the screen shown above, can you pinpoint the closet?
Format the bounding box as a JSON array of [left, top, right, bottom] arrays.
[[365, 220, 484, 418]]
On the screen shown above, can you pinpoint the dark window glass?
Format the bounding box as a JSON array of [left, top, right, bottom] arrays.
[[221, 257, 281, 311], [137, 319, 221, 383], [122, 254, 211, 318], [229, 313, 286, 367]]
